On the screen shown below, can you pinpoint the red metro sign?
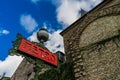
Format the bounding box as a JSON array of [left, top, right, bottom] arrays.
[[18, 39, 58, 66]]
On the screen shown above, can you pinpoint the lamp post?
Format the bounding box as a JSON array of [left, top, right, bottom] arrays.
[[34, 28, 49, 80], [37, 28, 49, 44]]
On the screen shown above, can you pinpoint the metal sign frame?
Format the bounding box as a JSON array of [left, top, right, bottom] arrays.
[[18, 39, 58, 66]]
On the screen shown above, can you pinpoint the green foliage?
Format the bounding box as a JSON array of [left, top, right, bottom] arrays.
[[1, 77, 10, 80], [38, 62, 75, 80], [8, 33, 23, 56]]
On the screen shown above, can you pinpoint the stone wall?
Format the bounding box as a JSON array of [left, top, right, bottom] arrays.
[[79, 15, 120, 48], [76, 15, 120, 80], [61, 0, 120, 80], [11, 58, 34, 80], [83, 37, 120, 80]]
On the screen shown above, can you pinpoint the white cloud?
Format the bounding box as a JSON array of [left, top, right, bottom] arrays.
[[56, 0, 81, 27], [2, 30, 10, 35], [45, 30, 64, 53], [0, 29, 10, 36], [31, 0, 40, 4], [20, 14, 38, 33], [89, 0, 103, 6], [0, 56, 23, 77], [56, 0, 102, 28], [28, 31, 39, 42]]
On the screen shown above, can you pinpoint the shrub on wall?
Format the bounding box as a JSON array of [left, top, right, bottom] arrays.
[[38, 62, 75, 80]]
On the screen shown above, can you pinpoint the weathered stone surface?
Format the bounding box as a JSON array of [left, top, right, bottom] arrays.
[[61, 0, 120, 80], [11, 58, 34, 80], [79, 15, 120, 48], [83, 38, 120, 80]]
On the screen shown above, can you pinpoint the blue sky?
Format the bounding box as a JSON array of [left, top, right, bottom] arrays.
[[0, 0, 102, 77], [0, 0, 62, 60]]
